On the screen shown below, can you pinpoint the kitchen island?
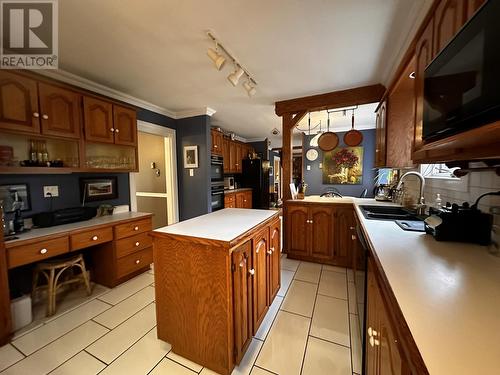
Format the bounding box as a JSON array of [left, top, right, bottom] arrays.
[[151, 208, 281, 375]]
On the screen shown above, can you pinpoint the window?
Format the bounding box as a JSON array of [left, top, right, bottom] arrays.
[[420, 163, 458, 179]]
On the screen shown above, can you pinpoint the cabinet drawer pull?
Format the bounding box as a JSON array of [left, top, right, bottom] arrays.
[[92, 235, 98, 241], [40, 248, 48, 254], [115, 128, 120, 133], [42, 114, 49, 120], [135, 241, 140, 247], [248, 268, 255, 276], [134, 226, 139, 231], [33, 112, 39, 118], [135, 259, 140, 264]]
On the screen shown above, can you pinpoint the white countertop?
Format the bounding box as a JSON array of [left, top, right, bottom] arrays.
[[154, 208, 277, 243], [224, 188, 252, 195], [351, 200, 500, 375], [6, 212, 152, 247]]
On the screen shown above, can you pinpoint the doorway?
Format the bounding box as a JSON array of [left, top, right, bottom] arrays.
[[130, 121, 179, 229]]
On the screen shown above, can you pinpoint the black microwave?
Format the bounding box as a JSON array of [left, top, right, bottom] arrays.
[[423, 0, 500, 142]]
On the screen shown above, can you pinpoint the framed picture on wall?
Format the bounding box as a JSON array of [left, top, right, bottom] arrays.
[[184, 145, 199, 168], [80, 177, 118, 202], [0, 184, 31, 213]]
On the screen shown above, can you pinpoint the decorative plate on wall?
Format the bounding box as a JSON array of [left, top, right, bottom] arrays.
[[306, 148, 319, 161]]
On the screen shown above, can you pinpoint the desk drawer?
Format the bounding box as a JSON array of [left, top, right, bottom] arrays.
[[115, 218, 152, 239], [71, 226, 113, 251], [115, 232, 152, 258], [7, 236, 69, 269], [116, 247, 152, 279]]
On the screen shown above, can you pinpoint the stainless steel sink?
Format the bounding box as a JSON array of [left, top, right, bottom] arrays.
[[359, 205, 423, 221]]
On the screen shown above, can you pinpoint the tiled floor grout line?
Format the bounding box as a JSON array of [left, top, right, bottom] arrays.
[[83, 349, 109, 366], [308, 333, 351, 350], [298, 264, 322, 375], [346, 271, 355, 375], [249, 255, 300, 374], [253, 364, 280, 375], [96, 281, 154, 306], [145, 345, 173, 375], [316, 292, 348, 301]]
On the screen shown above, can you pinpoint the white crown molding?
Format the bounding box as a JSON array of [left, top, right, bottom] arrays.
[[245, 137, 267, 143], [37, 69, 216, 120], [176, 107, 217, 119]]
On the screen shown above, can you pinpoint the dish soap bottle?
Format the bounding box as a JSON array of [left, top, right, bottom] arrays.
[[434, 193, 442, 210]]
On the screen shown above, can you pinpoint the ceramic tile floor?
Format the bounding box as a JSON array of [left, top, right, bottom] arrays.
[[0, 257, 362, 375]]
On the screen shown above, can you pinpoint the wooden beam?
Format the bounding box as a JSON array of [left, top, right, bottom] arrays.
[[282, 111, 307, 201], [275, 84, 386, 116]]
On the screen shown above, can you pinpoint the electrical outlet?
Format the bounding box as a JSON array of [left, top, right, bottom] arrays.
[[43, 185, 59, 197]]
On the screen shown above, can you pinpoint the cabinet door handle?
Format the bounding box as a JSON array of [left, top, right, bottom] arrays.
[[92, 235, 98, 241], [248, 268, 255, 276], [350, 226, 355, 230], [374, 339, 380, 346], [369, 336, 375, 347], [42, 114, 49, 120], [135, 241, 140, 247], [33, 112, 39, 118], [115, 128, 120, 133], [351, 235, 356, 240], [110, 128, 115, 132], [267, 250, 272, 255], [214, 144, 218, 148], [40, 248, 48, 254], [135, 259, 140, 264], [134, 226, 139, 231], [270, 246, 275, 252]]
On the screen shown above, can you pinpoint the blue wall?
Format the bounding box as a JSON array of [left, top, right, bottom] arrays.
[[137, 108, 176, 129], [176, 115, 211, 221], [302, 129, 376, 197]]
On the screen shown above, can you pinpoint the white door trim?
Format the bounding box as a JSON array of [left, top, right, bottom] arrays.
[[130, 121, 179, 224]]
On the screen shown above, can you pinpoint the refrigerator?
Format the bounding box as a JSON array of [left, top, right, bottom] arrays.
[[241, 159, 270, 209]]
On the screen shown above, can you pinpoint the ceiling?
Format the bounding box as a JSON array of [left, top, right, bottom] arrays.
[[58, 0, 433, 147]]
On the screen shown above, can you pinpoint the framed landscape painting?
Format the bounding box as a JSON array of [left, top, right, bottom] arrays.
[[322, 147, 363, 185]]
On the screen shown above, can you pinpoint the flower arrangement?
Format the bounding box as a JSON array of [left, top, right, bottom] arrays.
[[332, 148, 359, 169]]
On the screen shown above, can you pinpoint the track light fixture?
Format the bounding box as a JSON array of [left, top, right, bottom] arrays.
[[207, 43, 226, 70], [206, 30, 258, 97], [228, 66, 245, 86], [243, 78, 257, 97]]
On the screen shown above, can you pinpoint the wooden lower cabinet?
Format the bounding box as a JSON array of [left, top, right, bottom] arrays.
[[0, 231, 11, 345], [268, 219, 281, 302], [225, 190, 252, 209], [285, 202, 356, 266], [231, 241, 253, 363], [366, 256, 427, 375], [252, 227, 269, 332]]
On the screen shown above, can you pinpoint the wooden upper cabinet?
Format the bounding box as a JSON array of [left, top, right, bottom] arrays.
[[375, 100, 387, 167], [38, 82, 81, 139], [222, 137, 231, 173], [235, 143, 243, 173], [0, 71, 40, 134], [466, 0, 486, 19], [386, 57, 416, 168], [231, 241, 253, 364], [334, 207, 355, 268], [310, 206, 334, 261], [268, 220, 281, 303], [286, 205, 309, 257], [433, 0, 466, 56], [211, 129, 223, 155], [252, 228, 269, 332], [229, 141, 237, 173], [414, 20, 434, 153], [113, 105, 137, 146], [83, 96, 114, 144]]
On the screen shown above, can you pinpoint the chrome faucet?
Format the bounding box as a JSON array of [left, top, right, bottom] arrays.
[[395, 171, 426, 215]]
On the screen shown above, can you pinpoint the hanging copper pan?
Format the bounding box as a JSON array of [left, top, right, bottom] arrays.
[[344, 110, 363, 146], [318, 111, 338, 151]]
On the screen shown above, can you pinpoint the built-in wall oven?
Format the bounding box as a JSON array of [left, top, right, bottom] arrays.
[[210, 155, 223, 182], [211, 181, 224, 211]]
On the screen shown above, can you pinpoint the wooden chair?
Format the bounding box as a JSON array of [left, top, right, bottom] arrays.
[[32, 254, 92, 316]]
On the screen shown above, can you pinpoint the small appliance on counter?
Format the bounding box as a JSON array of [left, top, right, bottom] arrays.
[[424, 191, 499, 245], [32, 206, 98, 228], [224, 176, 235, 190]]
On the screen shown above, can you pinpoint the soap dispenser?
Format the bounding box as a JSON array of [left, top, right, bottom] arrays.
[[434, 193, 442, 210]]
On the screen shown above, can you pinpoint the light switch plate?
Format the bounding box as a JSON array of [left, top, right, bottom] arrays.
[[43, 185, 59, 197], [306, 165, 311, 171], [189, 169, 194, 177]]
